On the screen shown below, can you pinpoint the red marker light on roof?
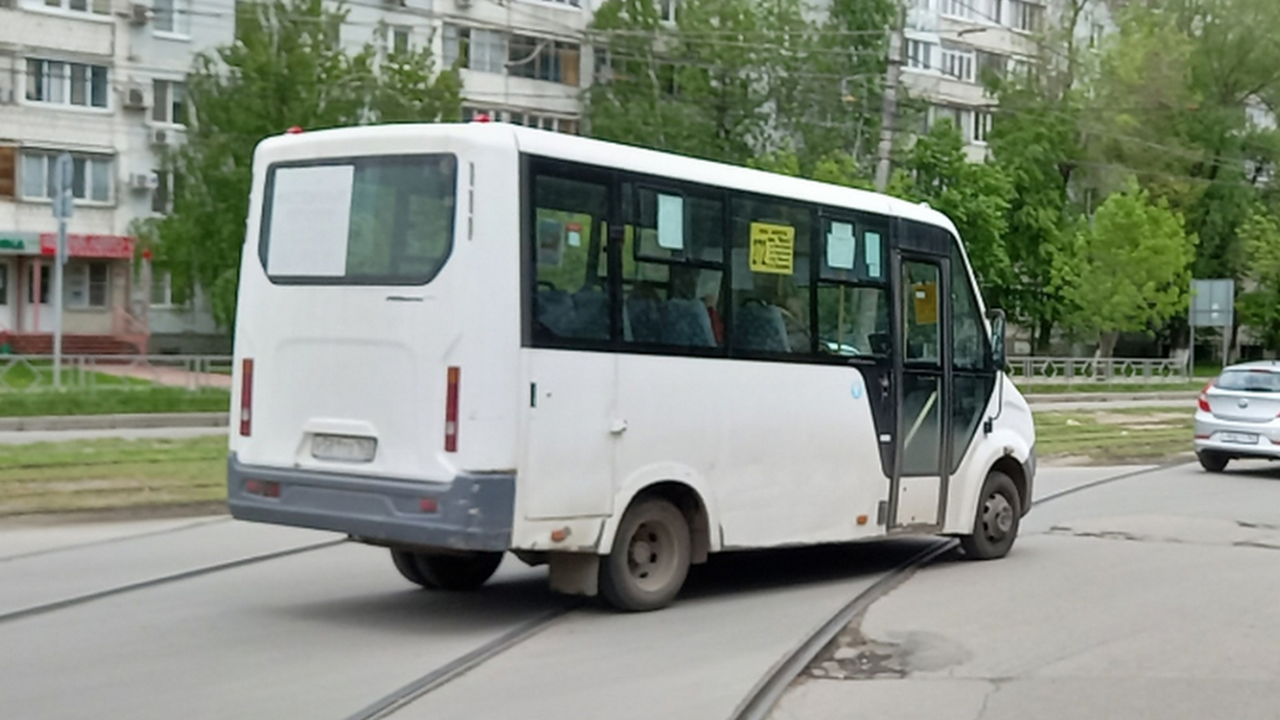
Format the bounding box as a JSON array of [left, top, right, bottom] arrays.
[[286, 126, 304, 134], [472, 113, 491, 123]]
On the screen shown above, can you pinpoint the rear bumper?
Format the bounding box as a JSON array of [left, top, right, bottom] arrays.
[[226, 454, 515, 552], [1194, 412, 1280, 460]]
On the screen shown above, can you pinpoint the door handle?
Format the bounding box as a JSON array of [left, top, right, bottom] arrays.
[[609, 419, 628, 435]]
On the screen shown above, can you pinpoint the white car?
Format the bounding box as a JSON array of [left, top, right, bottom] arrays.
[[1194, 361, 1280, 472]]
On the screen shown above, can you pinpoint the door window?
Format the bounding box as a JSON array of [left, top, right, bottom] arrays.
[[900, 259, 943, 477]]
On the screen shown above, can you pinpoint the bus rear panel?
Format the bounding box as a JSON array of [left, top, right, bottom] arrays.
[[228, 125, 523, 553]]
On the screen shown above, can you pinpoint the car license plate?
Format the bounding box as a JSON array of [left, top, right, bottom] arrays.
[[311, 434, 376, 462], [1219, 432, 1258, 445]]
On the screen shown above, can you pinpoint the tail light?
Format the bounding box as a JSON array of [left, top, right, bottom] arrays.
[[1197, 379, 1213, 413], [444, 366, 460, 452], [240, 359, 254, 436]]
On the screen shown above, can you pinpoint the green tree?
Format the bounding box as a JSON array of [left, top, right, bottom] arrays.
[[1236, 207, 1280, 351], [985, 83, 1084, 351], [891, 123, 1014, 308], [1059, 183, 1198, 357], [154, 0, 460, 327], [585, 0, 891, 169]]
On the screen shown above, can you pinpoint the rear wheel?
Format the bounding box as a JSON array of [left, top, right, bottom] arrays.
[[599, 497, 691, 612], [960, 470, 1021, 561], [390, 549, 504, 590], [391, 549, 433, 588], [1198, 451, 1230, 473]]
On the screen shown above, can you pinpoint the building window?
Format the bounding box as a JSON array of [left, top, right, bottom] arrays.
[[154, 81, 186, 125], [152, 170, 173, 214], [36, 0, 111, 14], [26, 59, 109, 109], [975, 50, 1006, 82], [21, 151, 113, 203], [67, 262, 110, 308], [444, 26, 507, 73], [151, 271, 174, 307], [392, 25, 410, 54], [971, 111, 992, 144], [28, 265, 50, 305], [1009, 0, 1043, 32], [0, 146, 15, 199], [941, 0, 969, 19], [906, 40, 934, 71], [1089, 22, 1105, 49], [657, 0, 676, 22], [153, 0, 190, 34], [941, 47, 974, 82], [462, 107, 579, 134], [508, 36, 581, 85], [152, 80, 186, 125]]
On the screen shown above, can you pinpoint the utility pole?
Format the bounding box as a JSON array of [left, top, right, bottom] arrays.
[[52, 152, 72, 388], [874, 4, 906, 192]]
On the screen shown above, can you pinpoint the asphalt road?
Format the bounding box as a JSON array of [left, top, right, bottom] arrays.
[[1, 462, 1272, 720], [773, 460, 1280, 720]]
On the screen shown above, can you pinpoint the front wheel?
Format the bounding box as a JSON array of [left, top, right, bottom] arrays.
[[959, 470, 1021, 561], [599, 497, 691, 612], [1198, 451, 1229, 473]]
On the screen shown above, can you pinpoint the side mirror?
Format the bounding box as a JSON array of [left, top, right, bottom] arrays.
[[986, 308, 1007, 371], [984, 308, 1008, 435]]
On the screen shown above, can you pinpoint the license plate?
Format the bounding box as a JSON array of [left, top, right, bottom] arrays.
[[311, 434, 377, 462], [1219, 432, 1258, 445]]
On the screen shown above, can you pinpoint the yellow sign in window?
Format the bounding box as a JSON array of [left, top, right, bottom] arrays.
[[913, 282, 938, 325], [749, 222, 795, 275]]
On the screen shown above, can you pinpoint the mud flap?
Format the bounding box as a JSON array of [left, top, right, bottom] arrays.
[[548, 552, 600, 597]]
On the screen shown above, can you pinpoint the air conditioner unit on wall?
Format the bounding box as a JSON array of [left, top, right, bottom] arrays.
[[129, 3, 152, 25], [150, 128, 174, 147], [129, 172, 160, 191], [122, 83, 149, 110]]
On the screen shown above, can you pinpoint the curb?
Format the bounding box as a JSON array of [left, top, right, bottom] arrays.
[[1024, 392, 1197, 405], [0, 412, 229, 432]]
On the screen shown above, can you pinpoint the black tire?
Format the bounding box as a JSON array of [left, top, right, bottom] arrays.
[[391, 549, 435, 588], [599, 497, 692, 612], [414, 551, 504, 591], [959, 470, 1021, 561], [1198, 451, 1230, 473]]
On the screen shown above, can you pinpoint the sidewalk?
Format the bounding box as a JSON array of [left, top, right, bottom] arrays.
[[92, 364, 232, 391], [0, 412, 228, 432]]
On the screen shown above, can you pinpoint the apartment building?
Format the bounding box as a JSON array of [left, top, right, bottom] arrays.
[[342, 0, 590, 132], [0, 0, 230, 354], [0, 0, 594, 355], [902, 0, 1113, 161]]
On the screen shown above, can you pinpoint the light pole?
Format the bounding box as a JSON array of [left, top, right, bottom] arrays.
[[51, 152, 73, 388]]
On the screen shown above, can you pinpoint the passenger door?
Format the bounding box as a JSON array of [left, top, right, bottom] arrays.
[[520, 159, 618, 520], [889, 252, 951, 530]]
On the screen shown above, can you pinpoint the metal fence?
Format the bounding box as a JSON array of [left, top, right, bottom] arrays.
[[0, 355, 233, 393], [0, 353, 1191, 394], [1005, 356, 1191, 384]]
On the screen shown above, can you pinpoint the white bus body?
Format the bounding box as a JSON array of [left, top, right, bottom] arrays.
[[228, 122, 1036, 611]]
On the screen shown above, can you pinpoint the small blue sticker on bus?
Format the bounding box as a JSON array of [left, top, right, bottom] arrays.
[[850, 382, 864, 400]]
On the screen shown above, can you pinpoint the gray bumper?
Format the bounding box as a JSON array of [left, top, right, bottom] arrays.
[[226, 454, 514, 552]]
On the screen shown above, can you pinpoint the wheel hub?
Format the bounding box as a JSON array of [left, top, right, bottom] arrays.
[[983, 493, 1014, 541], [626, 521, 674, 588]]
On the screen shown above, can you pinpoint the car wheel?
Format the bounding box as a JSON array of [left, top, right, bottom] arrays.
[[959, 470, 1021, 561], [1198, 451, 1229, 473]]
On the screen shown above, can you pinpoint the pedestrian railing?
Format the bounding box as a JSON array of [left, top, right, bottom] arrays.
[[0, 354, 233, 393], [0, 353, 1191, 393], [1005, 356, 1191, 384]]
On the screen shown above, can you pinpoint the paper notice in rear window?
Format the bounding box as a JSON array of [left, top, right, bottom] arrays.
[[266, 165, 354, 277]]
